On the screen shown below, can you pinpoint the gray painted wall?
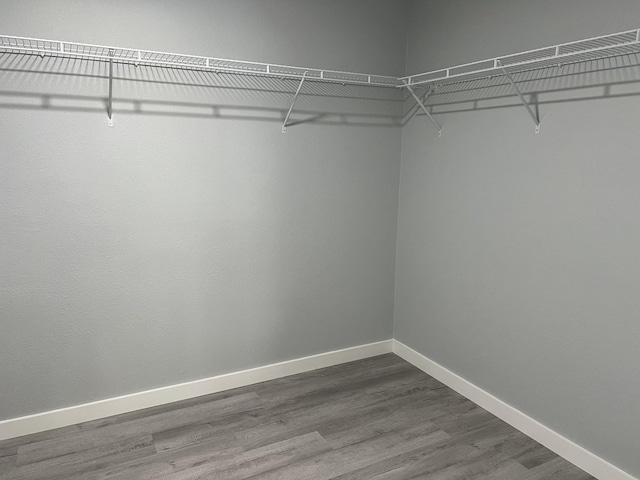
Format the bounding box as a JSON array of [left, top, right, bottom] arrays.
[[3, 1, 639, 476], [0, 0, 407, 420], [396, 0, 640, 477]]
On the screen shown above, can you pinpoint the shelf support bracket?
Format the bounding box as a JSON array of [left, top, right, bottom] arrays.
[[404, 86, 437, 126], [107, 49, 114, 126], [497, 60, 540, 134], [282, 71, 308, 134], [403, 82, 442, 137]]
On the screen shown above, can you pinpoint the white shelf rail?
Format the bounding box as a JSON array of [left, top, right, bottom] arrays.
[[0, 35, 401, 88], [400, 28, 640, 87], [400, 28, 640, 135], [2, 28, 640, 133]]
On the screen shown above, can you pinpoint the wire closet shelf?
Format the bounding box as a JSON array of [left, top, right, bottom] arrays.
[[398, 27, 640, 135], [2, 28, 640, 133], [400, 28, 640, 87], [0, 34, 402, 88]]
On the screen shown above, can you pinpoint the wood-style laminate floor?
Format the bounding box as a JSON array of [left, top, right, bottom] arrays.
[[0, 354, 595, 479]]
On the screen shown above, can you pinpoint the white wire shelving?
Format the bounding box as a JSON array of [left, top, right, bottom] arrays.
[[0, 35, 402, 88], [2, 28, 640, 134], [401, 28, 640, 87], [400, 28, 640, 135], [0, 34, 401, 131]]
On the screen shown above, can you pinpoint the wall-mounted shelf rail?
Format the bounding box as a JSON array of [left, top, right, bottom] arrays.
[[399, 27, 640, 134], [0, 35, 402, 88], [2, 28, 640, 134], [400, 28, 640, 87]]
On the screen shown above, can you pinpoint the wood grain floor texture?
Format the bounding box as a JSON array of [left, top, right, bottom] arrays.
[[0, 354, 595, 479]]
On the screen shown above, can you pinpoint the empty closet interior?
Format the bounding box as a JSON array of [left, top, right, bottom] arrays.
[[1, 1, 639, 479]]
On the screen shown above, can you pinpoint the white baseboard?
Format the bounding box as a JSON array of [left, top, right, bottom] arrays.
[[392, 339, 637, 480], [3, 338, 634, 480], [0, 339, 393, 442]]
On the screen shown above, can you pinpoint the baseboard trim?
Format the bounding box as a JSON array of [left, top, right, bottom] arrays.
[[0, 339, 393, 442], [392, 339, 636, 480]]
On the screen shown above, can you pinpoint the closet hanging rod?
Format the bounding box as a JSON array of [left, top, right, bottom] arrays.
[[400, 27, 640, 88], [0, 34, 402, 88]]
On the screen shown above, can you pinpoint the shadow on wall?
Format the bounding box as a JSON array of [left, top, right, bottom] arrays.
[[403, 53, 640, 124], [5, 52, 640, 131], [0, 52, 405, 129], [0, 49, 403, 420]]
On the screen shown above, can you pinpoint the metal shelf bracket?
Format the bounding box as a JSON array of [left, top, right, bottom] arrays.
[[4, 27, 640, 134], [497, 61, 540, 134], [403, 82, 442, 137], [282, 71, 307, 134], [404, 85, 437, 126], [106, 49, 114, 126]]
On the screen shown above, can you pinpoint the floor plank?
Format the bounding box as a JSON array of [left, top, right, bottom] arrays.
[[77, 439, 243, 480], [162, 431, 330, 480], [0, 456, 16, 476], [0, 354, 596, 480], [254, 423, 451, 480], [6, 437, 155, 480], [329, 442, 482, 480], [520, 456, 597, 480], [16, 391, 261, 466]]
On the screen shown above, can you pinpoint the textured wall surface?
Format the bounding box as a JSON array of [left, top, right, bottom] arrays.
[[0, 0, 407, 420], [395, 0, 640, 477], [4, 2, 639, 477]]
